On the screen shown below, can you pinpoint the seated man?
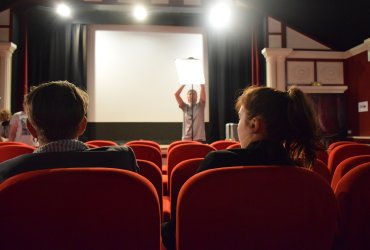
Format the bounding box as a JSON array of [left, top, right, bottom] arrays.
[[0, 81, 138, 183]]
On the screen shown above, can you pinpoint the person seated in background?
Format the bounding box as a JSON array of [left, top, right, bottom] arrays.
[[8, 110, 37, 146], [0, 81, 138, 183], [162, 86, 322, 250], [198, 86, 322, 172], [0, 109, 11, 141]]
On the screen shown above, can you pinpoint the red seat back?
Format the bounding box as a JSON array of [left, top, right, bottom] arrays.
[[126, 140, 161, 152], [311, 158, 331, 183], [226, 143, 241, 149], [137, 159, 163, 215], [128, 144, 162, 170], [0, 145, 35, 163], [170, 158, 203, 218], [177, 166, 337, 250], [331, 154, 370, 190], [167, 140, 201, 155], [210, 140, 239, 150], [0, 168, 160, 250], [327, 141, 357, 153], [0, 141, 29, 147], [85, 140, 118, 147], [327, 143, 370, 175], [335, 162, 370, 250], [167, 143, 215, 181], [316, 150, 329, 164]]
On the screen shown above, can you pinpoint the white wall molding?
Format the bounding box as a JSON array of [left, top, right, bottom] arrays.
[[262, 48, 293, 90], [0, 42, 17, 110], [346, 38, 370, 58], [288, 85, 348, 94], [288, 50, 347, 59]]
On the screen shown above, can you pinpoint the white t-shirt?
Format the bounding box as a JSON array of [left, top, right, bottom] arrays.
[[180, 101, 206, 141], [9, 111, 36, 146]]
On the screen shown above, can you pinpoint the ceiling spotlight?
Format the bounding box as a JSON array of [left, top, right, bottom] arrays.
[[209, 2, 232, 29], [56, 3, 72, 18], [133, 5, 148, 21]]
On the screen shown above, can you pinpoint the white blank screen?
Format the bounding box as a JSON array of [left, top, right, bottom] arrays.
[[87, 25, 209, 122]]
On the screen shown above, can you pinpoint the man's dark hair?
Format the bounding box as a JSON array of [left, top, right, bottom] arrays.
[[24, 81, 88, 142]]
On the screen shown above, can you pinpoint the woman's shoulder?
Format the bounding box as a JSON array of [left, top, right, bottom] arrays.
[[197, 149, 246, 173], [207, 148, 244, 159]]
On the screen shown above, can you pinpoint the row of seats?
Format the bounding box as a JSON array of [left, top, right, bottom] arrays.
[[0, 139, 369, 249], [0, 163, 369, 249], [1, 140, 368, 220]]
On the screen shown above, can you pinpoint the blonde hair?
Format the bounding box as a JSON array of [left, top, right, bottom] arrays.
[[0, 109, 11, 122]]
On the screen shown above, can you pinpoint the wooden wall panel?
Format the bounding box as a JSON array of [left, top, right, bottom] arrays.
[[345, 51, 370, 136]]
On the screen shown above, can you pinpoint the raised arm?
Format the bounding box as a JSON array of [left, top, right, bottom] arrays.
[[200, 84, 206, 104], [175, 84, 185, 107], [8, 122, 17, 141]]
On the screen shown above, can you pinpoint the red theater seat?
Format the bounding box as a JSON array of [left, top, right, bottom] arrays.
[[0, 168, 161, 250], [0, 144, 35, 163], [226, 143, 241, 149], [335, 162, 370, 250], [210, 140, 240, 150], [85, 140, 118, 147], [177, 166, 337, 250], [327, 143, 370, 175], [126, 140, 161, 152], [327, 141, 357, 153], [137, 159, 163, 219], [128, 144, 162, 171], [331, 154, 370, 190], [311, 158, 331, 183], [163, 158, 203, 220], [163, 143, 215, 195]]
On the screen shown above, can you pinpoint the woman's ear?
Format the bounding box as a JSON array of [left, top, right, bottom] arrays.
[[77, 116, 87, 136], [250, 116, 263, 133], [26, 119, 38, 139]]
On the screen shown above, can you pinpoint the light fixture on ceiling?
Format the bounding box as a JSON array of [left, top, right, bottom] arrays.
[[133, 5, 148, 21], [208, 1, 233, 29], [56, 3, 72, 18]]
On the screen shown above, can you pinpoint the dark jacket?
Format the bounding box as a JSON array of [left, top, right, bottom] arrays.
[[197, 140, 295, 173], [0, 146, 139, 183]]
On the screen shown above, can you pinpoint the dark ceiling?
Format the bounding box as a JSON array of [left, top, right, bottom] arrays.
[[1, 0, 369, 51], [244, 0, 370, 51]]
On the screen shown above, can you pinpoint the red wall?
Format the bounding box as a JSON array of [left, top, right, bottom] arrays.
[[345, 51, 370, 135]]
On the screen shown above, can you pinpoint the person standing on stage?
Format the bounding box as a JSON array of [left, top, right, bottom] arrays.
[[175, 84, 206, 142]]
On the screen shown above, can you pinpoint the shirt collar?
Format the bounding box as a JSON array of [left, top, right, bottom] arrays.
[[34, 139, 88, 153]]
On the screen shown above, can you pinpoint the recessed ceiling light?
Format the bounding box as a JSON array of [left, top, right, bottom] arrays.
[[56, 3, 72, 18], [133, 5, 148, 21], [209, 2, 232, 29]]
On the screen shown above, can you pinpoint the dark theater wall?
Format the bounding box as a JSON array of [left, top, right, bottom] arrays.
[[345, 51, 370, 136]]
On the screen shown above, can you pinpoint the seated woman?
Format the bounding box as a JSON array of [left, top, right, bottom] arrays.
[[198, 86, 321, 172], [162, 86, 322, 250]]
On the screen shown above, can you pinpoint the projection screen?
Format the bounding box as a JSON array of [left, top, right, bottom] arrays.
[[87, 25, 209, 123]]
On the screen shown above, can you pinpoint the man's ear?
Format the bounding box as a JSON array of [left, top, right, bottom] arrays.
[[26, 119, 38, 139], [77, 116, 87, 136]]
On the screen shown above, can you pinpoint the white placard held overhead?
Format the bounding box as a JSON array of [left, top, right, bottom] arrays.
[[175, 58, 205, 85]]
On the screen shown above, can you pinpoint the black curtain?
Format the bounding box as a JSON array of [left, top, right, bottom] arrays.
[[25, 7, 87, 90], [207, 8, 265, 142], [10, 9, 27, 113]]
